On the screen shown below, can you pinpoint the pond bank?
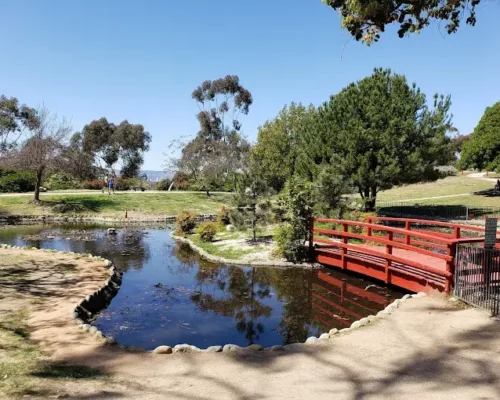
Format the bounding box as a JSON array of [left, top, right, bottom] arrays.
[[1, 245, 499, 399]]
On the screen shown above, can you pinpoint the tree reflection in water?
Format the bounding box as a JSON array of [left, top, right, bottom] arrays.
[[192, 265, 273, 345]]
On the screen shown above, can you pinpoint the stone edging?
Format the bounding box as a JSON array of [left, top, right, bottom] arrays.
[[172, 233, 321, 269], [0, 214, 216, 224], [149, 292, 427, 354], [0, 243, 121, 346]]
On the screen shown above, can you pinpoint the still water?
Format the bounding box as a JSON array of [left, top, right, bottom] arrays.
[[0, 224, 404, 349]]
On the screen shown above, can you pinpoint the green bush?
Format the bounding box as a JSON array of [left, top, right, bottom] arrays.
[[81, 179, 105, 190], [217, 205, 231, 226], [197, 221, 218, 242], [176, 210, 196, 233], [45, 173, 80, 190], [156, 178, 172, 191], [0, 171, 36, 193], [274, 223, 309, 262], [115, 177, 142, 191]]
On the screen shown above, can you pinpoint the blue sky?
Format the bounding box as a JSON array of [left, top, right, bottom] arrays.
[[2, 0, 499, 170]]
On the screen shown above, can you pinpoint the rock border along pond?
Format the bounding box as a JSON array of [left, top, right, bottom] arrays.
[[0, 240, 426, 356]]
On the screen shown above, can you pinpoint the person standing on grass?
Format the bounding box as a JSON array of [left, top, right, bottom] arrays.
[[108, 175, 115, 195]]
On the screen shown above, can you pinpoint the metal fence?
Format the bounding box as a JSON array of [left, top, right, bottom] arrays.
[[377, 202, 500, 221], [454, 245, 500, 315]]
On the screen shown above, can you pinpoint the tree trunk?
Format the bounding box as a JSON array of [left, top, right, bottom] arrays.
[[206, 189, 211, 197], [34, 168, 43, 203], [252, 206, 257, 242], [364, 187, 377, 212]]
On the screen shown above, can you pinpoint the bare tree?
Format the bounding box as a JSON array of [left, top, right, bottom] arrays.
[[14, 106, 71, 202]]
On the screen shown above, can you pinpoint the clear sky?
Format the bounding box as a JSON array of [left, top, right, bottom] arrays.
[[2, 0, 499, 170]]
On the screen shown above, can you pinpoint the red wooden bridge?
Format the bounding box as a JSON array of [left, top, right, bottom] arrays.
[[310, 217, 500, 294]]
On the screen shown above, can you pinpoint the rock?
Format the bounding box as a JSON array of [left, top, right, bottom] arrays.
[[305, 336, 318, 345], [329, 328, 339, 337], [206, 345, 223, 352], [269, 345, 285, 352], [71, 312, 79, 319], [153, 345, 173, 354], [75, 318, 84, 325], [105, 337, 117, 345], [358, 317, 369, 326], [390, 299, 401, 309], [319, 333, 330, 340], [350, 321, 362, 329], [402, 294, 411, 301], [367, 315, 377, 323], [449, 297, 459, 303], [173, 344, 199, 353], [377, 310, 389, 318], [226, 224, 235, 232], [338, 328, 351, 334], [88, 326, 98, 335], [246, 344, 264, 351], [104, 259, 112, 267], [284, 343, 303, 351], [80, 324, 91, 332], [417, 292, 427, 297], [95, 330, 104, 338], [107, 228, 117, 235], [223, 344, 242, 352]]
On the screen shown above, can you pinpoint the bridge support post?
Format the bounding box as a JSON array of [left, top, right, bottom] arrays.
[[405, 221, 411, 245], [309, 217, 315, 257], [341, 223, 348, 270], [385, 231, 393, 284]]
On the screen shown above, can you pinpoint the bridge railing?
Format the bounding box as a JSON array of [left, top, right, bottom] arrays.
[[310, 218, 490, 293]]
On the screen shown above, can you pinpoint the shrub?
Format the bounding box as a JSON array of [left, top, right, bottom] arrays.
[[81, 179, 105, 190], [115, 177, 142, 191], [45, 173, 80, 190], [197, 222, 218, 242], [156, 178, 172, 191], [274, 223, 309, 262], [217, 206, 231, 226], [0, 171, 36, 193], [176, 210, 196, 233]]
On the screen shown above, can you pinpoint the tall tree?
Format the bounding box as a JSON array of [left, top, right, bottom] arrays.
[[81, 118, 151, 177], [322, 0, 484, 44], [170, 75, 252, 195], [312, 68, 453, 211], [0, 95, 38, 155], [58, 132, 100, 181], [250, 102, 315, 191], [458, 101, 500, 172], [14, 107, 71, 202]]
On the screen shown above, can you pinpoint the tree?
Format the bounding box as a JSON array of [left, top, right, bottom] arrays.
[[250, 103, 315, 192], [0, 95, 38, 155], [458, 102, 500, 172], [311, 68, 453, 211], [230, 167, 273, 242], [14, 107, 71, 202], [450, 133, 472, 154], [322, 0, 483, 44], [58, 132, 100, 181], [169, 75, 252, 195], [323, 0, 481, 45], [81, 118, 151, 177]]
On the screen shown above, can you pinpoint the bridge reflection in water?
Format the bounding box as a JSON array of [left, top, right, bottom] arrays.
[[310, 270, 392, 331]]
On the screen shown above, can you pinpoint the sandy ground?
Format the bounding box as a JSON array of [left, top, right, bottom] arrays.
[[1, 249, 500, 399]]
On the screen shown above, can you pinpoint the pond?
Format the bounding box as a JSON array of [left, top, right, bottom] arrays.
[[0, 224, 405, 350]]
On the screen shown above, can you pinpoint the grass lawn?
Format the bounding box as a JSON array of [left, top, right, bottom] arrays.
[[0, 192, 232, 218], [377, 176, 495, 202], [413, 195, 500, 208]]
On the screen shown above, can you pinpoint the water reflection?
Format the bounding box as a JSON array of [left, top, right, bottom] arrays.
[[0, 224, 404, 349]]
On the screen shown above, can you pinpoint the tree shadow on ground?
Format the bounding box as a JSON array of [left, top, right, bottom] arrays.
[[473, 189, 500, 198], [54, 302, 500, 399]]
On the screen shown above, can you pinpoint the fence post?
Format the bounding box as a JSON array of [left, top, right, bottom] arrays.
[[453, 227, 461, 239], [385, 231, 393, 284], [342, 223, 348, 270], [405, 221, 411, 245], [367, 217, 372, 237], [445, 243, 456, 294]]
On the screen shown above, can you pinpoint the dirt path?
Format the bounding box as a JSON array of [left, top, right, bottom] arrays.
[[1, 249, 499, 399]]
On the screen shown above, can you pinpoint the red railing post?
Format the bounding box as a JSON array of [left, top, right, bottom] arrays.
[[453, 227, 461, 239], [445, 243, 456, 294], [341, 223, 348, 270], [385, 231, 393, 284], [405, 220, 411, 245], [367, 217, 372, 237]]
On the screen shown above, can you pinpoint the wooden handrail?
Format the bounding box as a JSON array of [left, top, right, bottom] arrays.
[[313, 228, 452, 261], [368, 216, 500, 235], [315, 218, 457, 244]]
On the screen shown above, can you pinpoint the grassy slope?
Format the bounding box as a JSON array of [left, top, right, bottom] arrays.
[[0, 192, 232, 218], [377, 176, 495, 205]]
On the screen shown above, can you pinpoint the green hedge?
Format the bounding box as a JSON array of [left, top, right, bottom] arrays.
[[0, 171, 36, 193]]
